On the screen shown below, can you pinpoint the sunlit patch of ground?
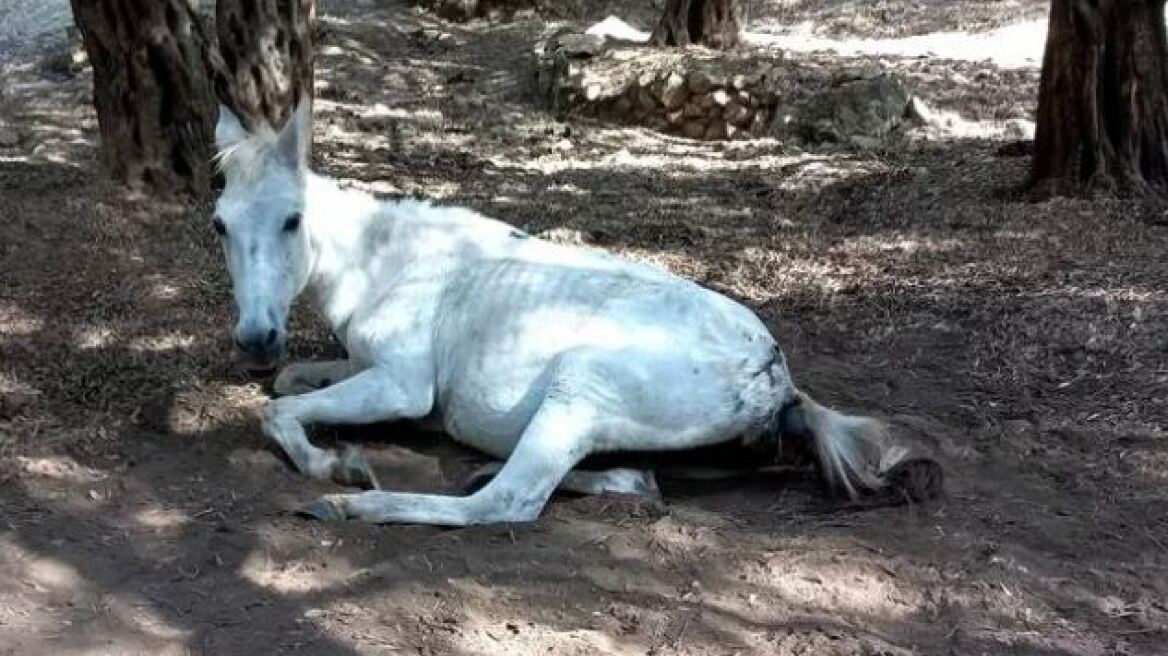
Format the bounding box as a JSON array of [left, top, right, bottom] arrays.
[[748, 0, 1051, 40], [745, 20, 1049, 69]]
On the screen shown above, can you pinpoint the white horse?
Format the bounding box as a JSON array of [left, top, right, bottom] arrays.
[[211, 102, 913, 526]]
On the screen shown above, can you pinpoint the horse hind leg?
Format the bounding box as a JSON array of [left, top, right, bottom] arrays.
[[459, 461, 659, 499], [562, 468, 660, 498]]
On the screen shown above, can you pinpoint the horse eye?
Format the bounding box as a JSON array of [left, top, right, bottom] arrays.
[[283, 213, 302, 233], [212, 217, 226, 236]]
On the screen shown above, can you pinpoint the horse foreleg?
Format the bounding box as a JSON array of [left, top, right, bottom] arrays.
[[272, 360, 360, 397], [263, 367, 434, 488], [298, 397, 594, 525]]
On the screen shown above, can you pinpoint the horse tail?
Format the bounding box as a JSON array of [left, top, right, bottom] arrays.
[[777, 389, 907, 499]]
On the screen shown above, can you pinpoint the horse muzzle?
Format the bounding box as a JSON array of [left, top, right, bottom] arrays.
[[233, 325, 286, 373]]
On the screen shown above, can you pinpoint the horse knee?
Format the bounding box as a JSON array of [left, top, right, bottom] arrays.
[[261, 398, 338, 480], [466, 484, 547, 524], [263, 397, 295, 425]]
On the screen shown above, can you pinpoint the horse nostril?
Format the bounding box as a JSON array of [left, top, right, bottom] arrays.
[[266, 328, 279, 345]]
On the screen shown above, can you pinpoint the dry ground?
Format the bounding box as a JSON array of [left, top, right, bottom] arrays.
[[2, 1, 1167, 655]]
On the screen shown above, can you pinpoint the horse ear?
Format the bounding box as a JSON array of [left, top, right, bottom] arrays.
[[215, 104, 248, 152], [276, 98, 312, 172]]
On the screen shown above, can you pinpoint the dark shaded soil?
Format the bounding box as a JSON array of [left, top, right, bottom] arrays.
[[1, 2, 1166, 655]]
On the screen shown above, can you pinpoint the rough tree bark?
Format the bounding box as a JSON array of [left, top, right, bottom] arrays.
[[216, 0, 316, 137], [69, 0, 218, 195], [650, 0, 741, 49], [1030, 0, 1168, 196]]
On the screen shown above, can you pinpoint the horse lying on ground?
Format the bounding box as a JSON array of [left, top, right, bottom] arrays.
[[210, 101, 939, 526]]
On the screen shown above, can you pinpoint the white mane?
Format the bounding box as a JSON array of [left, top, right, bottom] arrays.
[[214, 122, 282, 184], [213, 101, 311, 185]]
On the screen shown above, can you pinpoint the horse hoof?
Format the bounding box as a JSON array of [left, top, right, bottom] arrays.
[[885, 457, 944, 503], [297, 498, 348, 521], [334, 445, 380, 490]]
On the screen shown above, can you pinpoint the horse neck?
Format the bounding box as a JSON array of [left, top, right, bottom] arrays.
[[302, 172, 382, 332]]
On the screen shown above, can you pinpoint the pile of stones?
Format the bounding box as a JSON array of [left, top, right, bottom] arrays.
[[532, 29, 919, 146]]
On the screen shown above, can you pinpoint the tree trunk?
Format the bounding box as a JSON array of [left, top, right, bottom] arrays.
[[650, 0, 741, 49], [216, 0, 316, 136], [1030, 0, 1168, 196], [69, 0, 217, 195]]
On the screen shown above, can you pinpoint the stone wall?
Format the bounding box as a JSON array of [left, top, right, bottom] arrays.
[[533, 30, 920, 146], [533, 33, 781, 140]]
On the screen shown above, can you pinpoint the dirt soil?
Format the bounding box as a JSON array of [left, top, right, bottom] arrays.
[[748, 0, 1050, 38], [2, 1, 1167, 655]]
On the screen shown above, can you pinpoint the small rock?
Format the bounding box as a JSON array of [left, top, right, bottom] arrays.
[[687, 70, 713, 94], [749, 111, 770, 136], [724, 102, 753, 127], [659, 71, 688, 110], [1003, 119, 1035, 140], [585, 15, 651, 43], [704, 121, 728, 140], [554, 33, 607, 58], [681, 120, 706, 139], [665, 109, 685, 125], [711, 89, 731, 106], [834, 61, 883, 83], [40, 41, 87, 79], [906, 96, 934, 124], [682, 100, 705, 118], [731, 73, 760, 90], [635, 86, 658, 112]]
